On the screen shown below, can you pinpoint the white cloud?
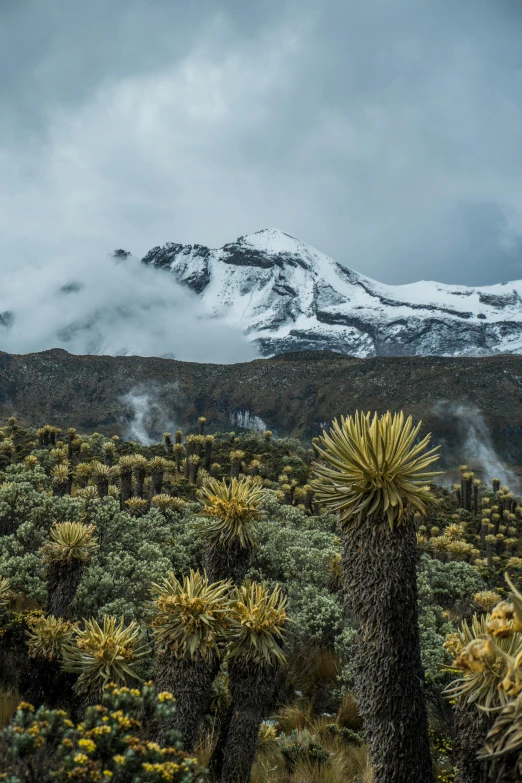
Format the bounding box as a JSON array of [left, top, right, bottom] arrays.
[[1, 0, 522, 300], [0, 251, 256, 362]]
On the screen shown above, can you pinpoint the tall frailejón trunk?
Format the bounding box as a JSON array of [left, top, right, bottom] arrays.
[[151, 469, 164, 497], [211, 662, 276, 783], [203, 543, 250, 586], [341, 516, 435, 783], [452, 704, 491, 783], [46, 562, 84, 619], [120, 468, 132, 507], [154, 648, 219, 752]]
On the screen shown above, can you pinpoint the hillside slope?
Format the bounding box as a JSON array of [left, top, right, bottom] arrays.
[[1, 349, 522, 465]]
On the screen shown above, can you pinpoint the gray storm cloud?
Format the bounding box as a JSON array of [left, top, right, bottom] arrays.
[[0, 251, 256, 362], [1, 0, 522, 290]]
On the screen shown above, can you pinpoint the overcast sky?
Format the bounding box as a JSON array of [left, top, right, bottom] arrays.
[[2, 0, 522, 289]]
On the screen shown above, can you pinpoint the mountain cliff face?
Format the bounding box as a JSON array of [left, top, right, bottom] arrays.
[[142, 228, 522, 358]]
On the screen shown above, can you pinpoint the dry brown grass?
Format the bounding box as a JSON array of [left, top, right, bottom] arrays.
[[337, 691, 363, 731], [250, 728, 372, 783], [197, 702, 373, 783], [194, 726, 217, 769], [0, 686, 20, 728], [284, 645, 341, 701]]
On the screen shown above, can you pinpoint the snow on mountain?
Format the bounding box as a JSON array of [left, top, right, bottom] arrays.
[[141, 228, 522, 358]]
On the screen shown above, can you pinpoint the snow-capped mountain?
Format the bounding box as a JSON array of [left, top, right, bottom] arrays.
[[141, 228, 522, 358]]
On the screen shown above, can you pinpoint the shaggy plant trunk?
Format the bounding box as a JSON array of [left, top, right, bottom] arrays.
[[341, 516, 435, 783], [134, 468, 146, 498], [452, 703, 491, 783], [19, 657, 77, 712], [211, 661, 277, 783], [96, 478, 108, 498], [155, 648, 219, 752], [151, 470, 163, 496], [205, 441, 213, 471], [120, 469, 132, 507], [486, 541, 493, 569], [188, 458, 200, 485], [304, 489, 313, 513], [53, 482, 69, 498], [203, 543, 251, 585], [46, 562, 84, 618]]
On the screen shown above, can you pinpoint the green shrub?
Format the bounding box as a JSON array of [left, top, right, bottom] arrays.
[[0, 682, 207, 782]]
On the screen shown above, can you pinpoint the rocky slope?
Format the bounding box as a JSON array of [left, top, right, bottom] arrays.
[[142, 228, 522, 358], [2, 349, 522, 467]]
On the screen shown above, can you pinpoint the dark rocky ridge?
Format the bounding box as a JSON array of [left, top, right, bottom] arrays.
[[1, 349, 522, 466]]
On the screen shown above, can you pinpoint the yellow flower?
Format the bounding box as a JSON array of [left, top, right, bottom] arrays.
[[73, 754, 89, 764], [91, 725, 112, 736], [158, 691, 174, 702], [61, 738, 74, 748], [78, 738, 96, 753], [17, 702, 35, 712], [113, 755, 126, 765]]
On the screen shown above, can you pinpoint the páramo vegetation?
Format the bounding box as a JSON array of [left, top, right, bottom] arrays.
[[0, 412, 522, 782]]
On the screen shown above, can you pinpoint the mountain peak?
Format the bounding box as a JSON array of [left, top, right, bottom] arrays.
[[141, 230, 522, 359], [238, 228, 303, 254]]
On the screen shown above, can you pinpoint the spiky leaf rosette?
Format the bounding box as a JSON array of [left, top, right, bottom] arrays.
[[77, 486, 99, 501], [26, 614, 78, 662], [504, 574, 522, 633], [125, 498, 149, 516], [62, 615, 148, 695], [118, 455, 135, 472], [51, 463, 70, 485], [149, 456, 169, 472], [444, 615, 522, 708], [311, 411, 441, 529], [42, 522, 98, 565], [199, 477, 265, 549], [152, 494, 182, 512], [24, 455, 38, 470], [132, 454, 149, 470], [477, 691, 522, 779], [151, 570, 232, 662], [91, 462, 113, 480], [227, 581, 288, 668], [0, 576, 12, 610], [74, 462, 92, 480], [474, 591, 503, 613]]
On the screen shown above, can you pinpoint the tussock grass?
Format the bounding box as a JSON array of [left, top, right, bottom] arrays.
[[0, 686, 20, 728], [250, 730, 372, 783], [195, 697, 373, 783]]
